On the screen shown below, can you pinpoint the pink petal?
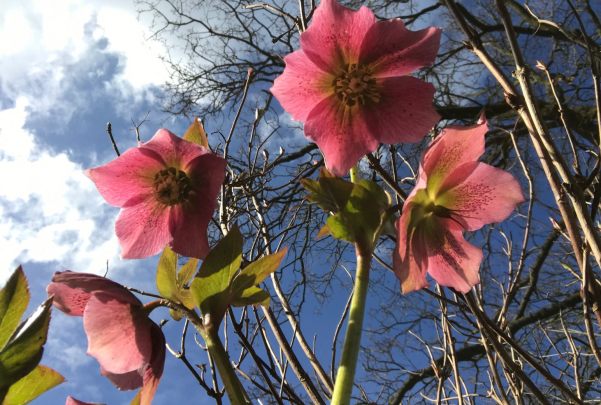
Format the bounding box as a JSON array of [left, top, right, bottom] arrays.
[[393, 202, 429, 294], [424, 219, 483, 293], [300, 0, 375, 70], [360, 19, 441, 77], [86, 147, 163, 208], [304, 96, 378, 176], [271, 50, 333, 122], [84, 293, 152, 375], [365, 76, 439, 144], [169, 154, 226, 258], [100, 367, 143, 391], [139, 323, 166, 405], [422, 121, 487, 194], [65, 396, 102, 405], [115, 196, 172, 259], [47, 271, 141, 316], [439, 163, 524, 231], [141, 128, 207, 169]]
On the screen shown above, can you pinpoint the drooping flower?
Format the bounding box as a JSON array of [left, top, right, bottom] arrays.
[[393, 119, 524, 293], [87, 128, 226, 259], [48, 272, 165, 405], [271, 0, 441, 176]]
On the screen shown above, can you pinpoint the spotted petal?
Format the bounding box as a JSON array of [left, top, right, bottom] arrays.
[[361, 19, 441, 77], [270, 50, 333, 122], [304, 96, 378, 176], [142, 129, 208, 169], [394, 200, 429, 294], [300, 0, 375, 70]]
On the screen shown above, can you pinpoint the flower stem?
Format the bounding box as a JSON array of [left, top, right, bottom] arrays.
[[331, 246, 371, 404], [202, 326, 250, 404]]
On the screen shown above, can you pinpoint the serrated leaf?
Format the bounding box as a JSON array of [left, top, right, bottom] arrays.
[[183, 118, 209, 148], [0, 267, 30, 350], [2, 365, 64, 405], [231, 249, 287, 298], [191, 226, 243, 327], [156, 247, 178, 300], [0, 298, 52, 390], [231, 286, 270, 308]]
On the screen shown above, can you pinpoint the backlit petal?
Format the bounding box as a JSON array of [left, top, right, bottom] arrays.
[[361, 19, 441, 77], [142, 128, 208, 169], [300, 0, 375, 70], [100, 367, 143, 391], [47, 271, 141, 316], [422, 121, 487, 195], [394, 202, 429, 294], [271, 50, 333, 122], [115, 197, 172, 259], [86, 147, 162, 208], [365, 76, 439, 144], [439, 163, 524, 231], [424, 219, 482, 293], [304, 96, 377, 176], [139, 323, 166, 405], [84, 293, 152, 375], [169, 154, 226, 258]]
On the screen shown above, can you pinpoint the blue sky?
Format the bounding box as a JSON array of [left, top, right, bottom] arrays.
[[0, 1, 221, 403]]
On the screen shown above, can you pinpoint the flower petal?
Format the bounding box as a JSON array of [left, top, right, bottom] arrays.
[[169, 154, 226, 258], [47, 271, 141, 316], [115, 197, 172, 259], [100, 367, 143, 391], [142, 128, 207, 169], [65, 396, 101, 405], [360, 19, 441, 77], [271, 50, 333, 122], [365, 76, 439, 144], [304, 96, 377, 176], [300, 0, 375, 70], [424, 219, 482, 293], [393, 202, 429, 294], [84, 293, 152, 375], [86, 147, 163, 208], [439, 163, 524, 231], [422, 121, 487, 194], [139, 323, 166, 405]]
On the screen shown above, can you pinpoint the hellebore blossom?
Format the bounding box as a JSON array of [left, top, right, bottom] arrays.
[[271, 0, 441, 176], [65, 396, 100, 405], [87, 128, 226, 259], [394, 120, 524, 293], [48, 272, 165, 405]]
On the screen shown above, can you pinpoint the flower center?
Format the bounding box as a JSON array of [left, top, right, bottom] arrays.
[[424, 201, 453, 218], [333, 64, 380, 107], [153, 167, 193, 205]]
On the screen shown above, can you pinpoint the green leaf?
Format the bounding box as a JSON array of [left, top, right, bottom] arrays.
[[191, 226, 243, 326], [0, 267, 30, 350], [177, 258, 199, 287], [231, 286, 270, 308], [156, 247, 178, 300], [301, 169, 353, 213], [0, 298, 52, 390], [2, 365, 64, 405], [231, 249, 287, 298], [183, 118, 209, 148]]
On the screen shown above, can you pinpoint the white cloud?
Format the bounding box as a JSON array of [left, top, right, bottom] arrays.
[[0, 98, 121, 284]]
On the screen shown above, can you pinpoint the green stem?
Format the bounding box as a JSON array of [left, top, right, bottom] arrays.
[[331, 246, 372, 404], [202, 326, 250, 404]]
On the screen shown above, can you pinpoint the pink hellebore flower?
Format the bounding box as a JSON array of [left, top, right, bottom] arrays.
[[271, 0, 441, 176], [87, 128, 226, 259], [48, 272, 165, 405], [65, 396, 102, 405], [394, 120, 524, 293]]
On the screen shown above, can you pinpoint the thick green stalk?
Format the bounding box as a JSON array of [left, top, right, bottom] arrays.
[[331, 248, 371, 404], [202, 326, 250, 404]]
